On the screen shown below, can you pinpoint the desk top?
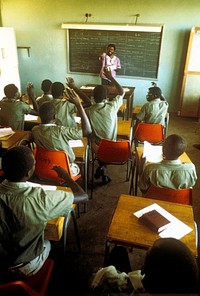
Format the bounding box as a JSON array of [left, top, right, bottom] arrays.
[[107, 194, 197, 256], [1, 130, 31, 150]]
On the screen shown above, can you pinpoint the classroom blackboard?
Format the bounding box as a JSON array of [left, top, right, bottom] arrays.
[[65, 25, 163, 79]]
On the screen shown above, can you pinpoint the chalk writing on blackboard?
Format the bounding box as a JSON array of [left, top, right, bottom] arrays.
[[67, 28, 163, 79]]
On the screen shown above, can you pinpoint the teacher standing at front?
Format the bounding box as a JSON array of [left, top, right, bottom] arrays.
[[99, 43, 121, 85]]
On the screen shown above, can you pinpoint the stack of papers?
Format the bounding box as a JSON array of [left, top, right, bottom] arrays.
[[143, 141, 163, 163], [134, 203, 193, 239]]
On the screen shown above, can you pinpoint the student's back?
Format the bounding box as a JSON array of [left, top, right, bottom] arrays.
[[136, 86, 168, 127], [138, 134, 197, 193], [0, 84, 38, 130], [51, 81, 77, 127], [36, 79, 53, 107]]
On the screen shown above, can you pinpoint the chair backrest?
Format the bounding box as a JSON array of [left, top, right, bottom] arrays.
[[134, 123, 164, 144], [144, 185, 192, 205], [97, 139, 132, 164], [34, 146, 80, 183], [0, 258, 54, 296]]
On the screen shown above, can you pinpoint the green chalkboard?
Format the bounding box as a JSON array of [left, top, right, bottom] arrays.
[[68, 28, 163, 79]]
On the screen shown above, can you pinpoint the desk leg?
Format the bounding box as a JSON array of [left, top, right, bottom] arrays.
[[126, 94, 133, 120], [104, 240, 110, 267], [135, 164, 138, 196]]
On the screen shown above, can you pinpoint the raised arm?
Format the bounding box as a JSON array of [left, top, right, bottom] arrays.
[[66, 77, 92, 108], [26, 83, 39, 115], [103, 69, 125, 96], [65, 88, 92, 137], [52, 166, 88, 204]]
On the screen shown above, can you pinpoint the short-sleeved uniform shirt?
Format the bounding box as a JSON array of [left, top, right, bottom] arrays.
[[31, 123, 83, 162], [0, 180, 74, 268], [138, 159, 197, 192], [52, 99, 77, 127], [36, 94, 53, 107], [86, 95, 124, 142], [0, 98, 32, 130], [136, 99, 169, 126]]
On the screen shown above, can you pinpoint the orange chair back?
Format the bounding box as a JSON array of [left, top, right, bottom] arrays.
[[34, 146, 80, 183], [144, 185, 192, 205], [97, 139, 132, 164], [134, 123, 164, 144]]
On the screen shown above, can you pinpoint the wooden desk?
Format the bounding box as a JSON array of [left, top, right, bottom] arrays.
[[0, 130, 31, 150], [117, 120, 132, 142], [134, 146, 192, 196], [80, 85, 135, 119], [44, 186, 81, 253], [105, 194, 197, 263], [44, 186, 74, 241]]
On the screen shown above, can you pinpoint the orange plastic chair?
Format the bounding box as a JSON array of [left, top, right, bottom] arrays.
[[33, 146, 81, 184], [0, 258, 54, 296], [144, 185, 193, 205], [91, 139, 134, 198], [133, 122, 165, 146], [33, 146, 87, 217]]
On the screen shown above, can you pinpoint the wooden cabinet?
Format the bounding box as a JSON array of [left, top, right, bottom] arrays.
[[179, 27, 200, 117], [0, 27, 21, 99]]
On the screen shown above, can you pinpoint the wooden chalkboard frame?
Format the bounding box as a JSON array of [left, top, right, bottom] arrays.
[[62, 23, 163, 79]]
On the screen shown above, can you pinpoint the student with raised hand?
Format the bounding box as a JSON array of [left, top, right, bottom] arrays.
[[138, 134, 197, 194], [36, 79, 53, 107], [0, 146, 87, 276], [86, 69, 124, 184], [51, 81, 77, 128], [31, 88, 92, 175], [0, 83, 38, 130], [66, 77, 92, 108], [91, 238, 199, 295]]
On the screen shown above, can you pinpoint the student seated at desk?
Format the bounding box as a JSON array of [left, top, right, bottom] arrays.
[[36, 79, 53, 107], [138, 134, 197, 194], [67, 70, 124, 184], [31, 88, 92, 175], [0, 83, 38, 130], [91, 238, 199, 295], [0, 146, 87, 276], [134, 86, 168, 128]]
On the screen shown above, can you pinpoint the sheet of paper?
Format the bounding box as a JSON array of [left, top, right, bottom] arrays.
[[143, 141, 163, 163], [68, 139, 84, 148], [134, 203, 193, 239], [0, 127, 15, 138], [80, 86, 95, 90], [75, 116, 81, 124], [26, 181, 57, 191], [24, 114, 39, 121], [123, 87, 130, 92]]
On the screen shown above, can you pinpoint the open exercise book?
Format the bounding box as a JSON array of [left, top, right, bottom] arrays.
[[134, 203, 193, 239], [143, 141, 163, 163]]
